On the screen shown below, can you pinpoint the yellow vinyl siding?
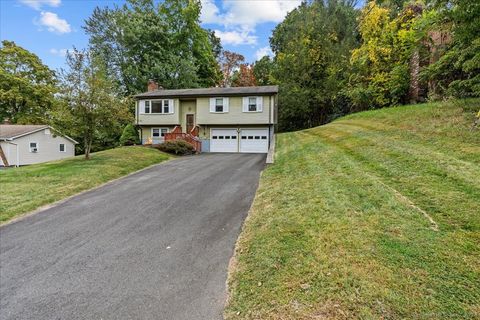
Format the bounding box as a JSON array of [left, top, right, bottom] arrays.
[[196, 96, 272, 125], [136, 98, 180, 125], [140, 125, 176, 144], [197, 124, 270, 139]]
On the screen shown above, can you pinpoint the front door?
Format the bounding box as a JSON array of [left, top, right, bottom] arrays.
[[186, 114, 194, 133]]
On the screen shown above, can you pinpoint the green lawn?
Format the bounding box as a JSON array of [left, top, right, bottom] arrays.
[[0, 146, 170, 223], [226, 100, 480, 319]]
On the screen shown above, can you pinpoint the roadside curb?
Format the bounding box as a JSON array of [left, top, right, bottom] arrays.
[[0, 158, 172, 228]]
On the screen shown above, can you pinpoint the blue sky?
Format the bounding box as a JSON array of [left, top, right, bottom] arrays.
[[0, 0, 360, 71]]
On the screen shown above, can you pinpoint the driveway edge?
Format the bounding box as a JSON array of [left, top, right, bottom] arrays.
[[224, 169, 265, 318]]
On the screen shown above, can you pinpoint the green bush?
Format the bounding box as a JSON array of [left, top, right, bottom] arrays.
[[155, 140, 195, 155], [119, 124, 140, 146]]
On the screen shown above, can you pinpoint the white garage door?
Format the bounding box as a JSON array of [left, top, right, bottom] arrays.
[[240, 128, 269, 153], [210, 129, 238, 152]]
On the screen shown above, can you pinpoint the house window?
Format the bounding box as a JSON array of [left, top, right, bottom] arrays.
[[215, 98, 224, 112], [148, 100, 170, 114], [152, 128, 168, 138], [163, 100, 169, 113], [29, 142, 38, 152], [151, 101, 163, 113], [59, 143, 66, 152], [248, 97, 257, 111]]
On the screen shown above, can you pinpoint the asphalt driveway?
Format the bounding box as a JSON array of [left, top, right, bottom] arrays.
[[0, 153, 265, 320]]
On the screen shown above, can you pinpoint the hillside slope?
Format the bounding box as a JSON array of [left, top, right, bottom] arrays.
[[226, 100, 480, 319]]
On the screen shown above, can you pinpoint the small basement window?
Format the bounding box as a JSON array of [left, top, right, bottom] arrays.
[[59, 143, 66, 152], [29, 142, 38, 152], [152, 128, 168, 138]]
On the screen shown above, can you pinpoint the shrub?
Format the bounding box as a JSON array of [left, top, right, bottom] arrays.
[[155, 140, 195, 155], [120, 124, 140, 146]]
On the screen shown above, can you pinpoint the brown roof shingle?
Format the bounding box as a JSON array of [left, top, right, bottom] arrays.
[[134, 85, 279, 99], [0, 125, 49, 139]]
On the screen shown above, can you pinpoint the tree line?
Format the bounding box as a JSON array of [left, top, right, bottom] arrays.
[[1, 0, 478, 156], [263, 0, 479, 131]]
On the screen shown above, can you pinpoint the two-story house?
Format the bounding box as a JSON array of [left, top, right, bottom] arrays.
[[134, 82, 278, 153]]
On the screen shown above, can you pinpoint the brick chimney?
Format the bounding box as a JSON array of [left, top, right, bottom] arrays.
[[147, 79, 161, 92]]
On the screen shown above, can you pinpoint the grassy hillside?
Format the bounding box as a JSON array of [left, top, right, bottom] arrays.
[[226, 100, 480, 319], [0, 147, 170, 223]]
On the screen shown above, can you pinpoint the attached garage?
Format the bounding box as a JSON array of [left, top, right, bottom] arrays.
[[210, 128, 269, 153], [210, 129, 238, 153], [240, 128, 269, 153]]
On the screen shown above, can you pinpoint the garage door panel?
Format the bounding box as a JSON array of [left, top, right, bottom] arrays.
[[240, 129, 269, 153], [211, 129, 238, 152]]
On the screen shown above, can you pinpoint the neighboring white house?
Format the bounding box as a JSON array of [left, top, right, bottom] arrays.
[[0, 125, 77, 166], [135, 82, 278, 153]]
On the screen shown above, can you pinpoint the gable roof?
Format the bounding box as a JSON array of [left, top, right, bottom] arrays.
[[0, 125, 78, 144], [134, 85, 278, 99]]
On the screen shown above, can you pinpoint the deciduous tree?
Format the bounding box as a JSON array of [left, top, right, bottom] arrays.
[[348, 2, 425, 110], [232, 64, 257, 87], [0, 40, 57, 124], [253, 56, 275, 86], [53, 49, 131, 159], [270, 0, 359, 131], [84, 0, 222, 94], [423, 0, 480, 98], [219, 50, 245, 87]]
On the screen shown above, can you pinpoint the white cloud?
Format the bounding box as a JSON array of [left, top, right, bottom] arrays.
[[255, 46, 273, 60], [214, 29, 257, 46], [222, 0, 301, 28], [200, 0, 220, 24], [38, 11, 71, 34], [19, 0, 61, 10], [202, 1, 301, 47], [49, 48, 68, 57], [215, 0, 301, 29]]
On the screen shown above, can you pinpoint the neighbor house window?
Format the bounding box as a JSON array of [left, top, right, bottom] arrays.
[[248, 97, 257, 111], [29, 142, 38, 152], [215, 98, 224, 112], [59, 143, 66, 152]]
